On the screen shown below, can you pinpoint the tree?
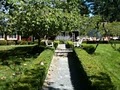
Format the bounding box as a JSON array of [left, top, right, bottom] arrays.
[[105, 22, 120, 36], [6, 0, 83, 45], [85, 0, 120, 22]]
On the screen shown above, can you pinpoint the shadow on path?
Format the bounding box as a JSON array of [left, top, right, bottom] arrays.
[[67, 52, 92, 90]]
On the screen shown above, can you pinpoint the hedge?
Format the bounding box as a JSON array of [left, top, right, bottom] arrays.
[[7, 40, 16, 45], [53, 40, 60, 49], [18, 48, 54, 90], [17, 40, 28, 45], [2, 48, 54, 90], [74, 48, 115, 90], [65, 40, 74, 48], [0, 40, 7, 45]]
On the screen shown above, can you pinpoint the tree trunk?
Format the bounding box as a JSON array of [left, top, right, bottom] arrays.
[[32, 35, 34, 42], [92, 38, 102, 54], [38, 38, 40, 46], [93, 40, 100, 53], [91, 22, 101, 54]]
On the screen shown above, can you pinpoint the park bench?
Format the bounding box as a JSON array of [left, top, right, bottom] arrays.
[[74, 38, 83, 47], [45, 40, 53, 47]]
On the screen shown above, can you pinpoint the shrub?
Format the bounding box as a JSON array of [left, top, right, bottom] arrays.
[[54, 40, 60, 48], [82, 45, 95, 54], [117, 47, 120, 52], [12, 83, 31, 90], [0, 40, 7, 45], [17, 40, 28, 45], [87, 41, 109, 44], [65, 41, 74, 48], [74, 48, 115, 90], [59, 40, 65, 44], [40, 41, 45, 46], [33, 40, 38, 44], [109, 40, 120, 44], [14, 49, 54, 90], [7, 40, 15, 45], [28, 41, 34, 45]]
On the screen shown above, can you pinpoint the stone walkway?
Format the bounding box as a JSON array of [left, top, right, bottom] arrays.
[[42, 44, 91, 90], [42, 56, 74, 90]]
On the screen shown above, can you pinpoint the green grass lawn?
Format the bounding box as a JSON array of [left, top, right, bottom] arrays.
[[0, 45, 54, 90], [75, 44, 120, 90]]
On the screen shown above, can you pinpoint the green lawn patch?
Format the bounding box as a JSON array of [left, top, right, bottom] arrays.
[[0, 45, 54, 90], [74, 44, 120, 90]]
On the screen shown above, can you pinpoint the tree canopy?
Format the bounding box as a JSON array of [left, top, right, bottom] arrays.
[[0, 0, 120, 44], [2, 0, 86, 40], [85, 0, 120, 22]]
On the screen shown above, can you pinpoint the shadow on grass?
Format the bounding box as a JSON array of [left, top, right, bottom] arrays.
[[89, 72, 115, 90], [117, 47, 120, 53], [16, 66, 46, 90], [82, 45, 95, 54], [0, 45, 44, 65], [3, 66, 46, 90], [0, 45, 46, 90], [69, 51, 115, 90], [67, 52, 92, 90]]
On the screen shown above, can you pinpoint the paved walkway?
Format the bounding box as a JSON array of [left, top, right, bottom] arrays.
[[42, 44, 91, 90], [42, 56, 74, 90]]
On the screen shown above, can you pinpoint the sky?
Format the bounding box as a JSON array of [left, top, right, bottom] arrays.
[[84, 0, 95, 17], [0, 0, 9, 14]]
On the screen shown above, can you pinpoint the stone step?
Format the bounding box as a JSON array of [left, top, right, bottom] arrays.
[[55, 52, 68, 56], [55, 49, 73, 53]]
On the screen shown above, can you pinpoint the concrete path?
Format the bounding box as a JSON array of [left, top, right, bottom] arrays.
[[42, 56, 74, 90], [42, 44, 91, 90], [57, 44, 66, 49]]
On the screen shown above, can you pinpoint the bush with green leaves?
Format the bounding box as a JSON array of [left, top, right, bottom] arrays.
[[7, 48, 54, 90], [0, 45, 54, 90], [82, 45, 95, 54], [74, 44, 120, 90], [0, 40, 7, 45], [28, 41, 34, 45], [59, 40, 65, 44], [17, 40, 28, 45], [54, 40, 60, 48], [40, 41, 45, 46], [7, 40, 16, 45], [65, 41, 74, 48]]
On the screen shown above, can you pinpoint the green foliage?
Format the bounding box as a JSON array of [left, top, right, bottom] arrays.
[[0, 40, 7, 45], [105, 22, 120, 36], [65, 40, 74, 48], [109, 40, 120, 44], [53, 40, 60, 49], [5, 0, 85, 43], [7, 40, 16, 45], [86, 0, 120, 21], [59, 40, 65, 44], [0, 45, 54, 90], [28, 41, 34, 45], [40, 41, 45, 46], [33, 40, 38, 44], [74, 44, 120, 89], [18, 49, 54, 90], [17, 40, 28, 45], [82, 45, 95, 54]]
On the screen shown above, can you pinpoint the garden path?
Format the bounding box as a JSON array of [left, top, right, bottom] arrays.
[[42, 44, 91, 90]]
